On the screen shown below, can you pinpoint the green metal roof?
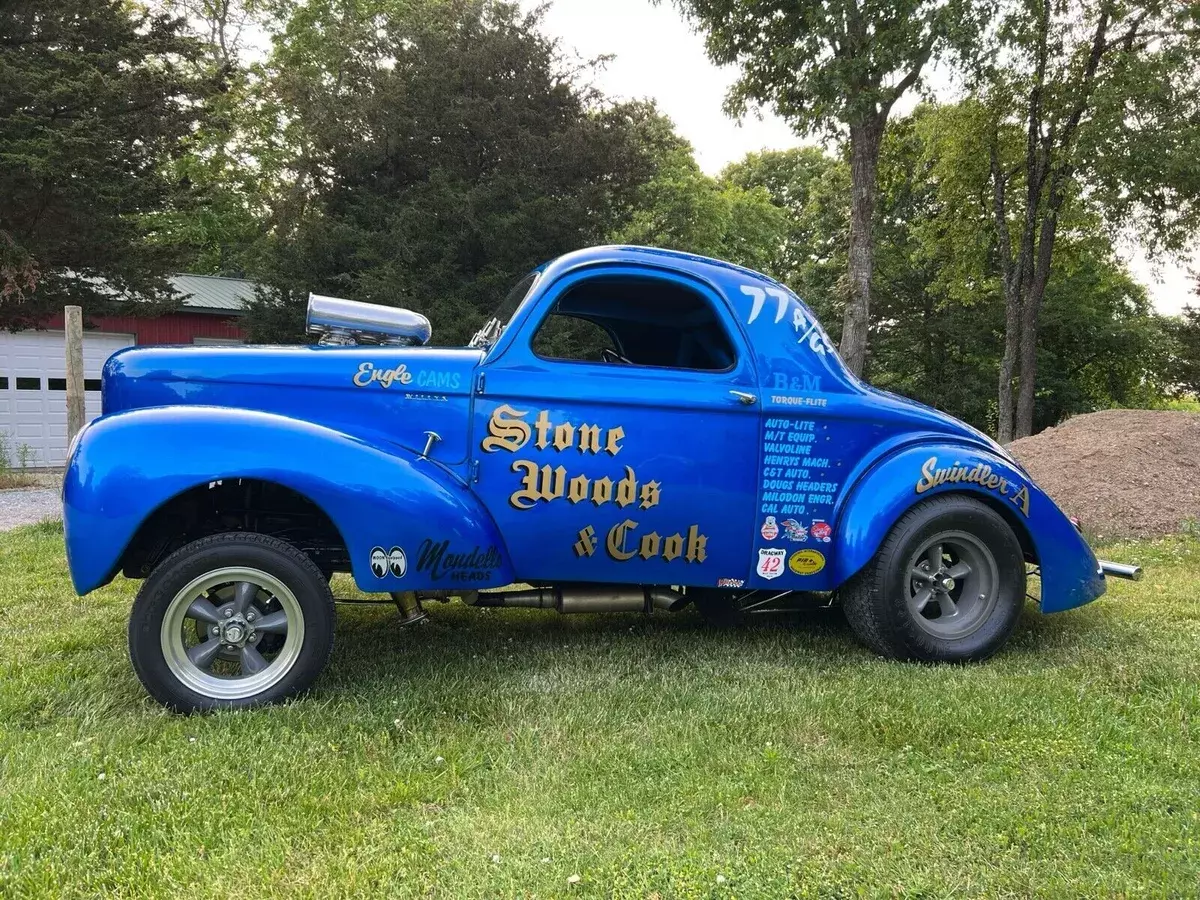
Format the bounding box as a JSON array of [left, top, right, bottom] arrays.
[[170, 274, 256, 314]]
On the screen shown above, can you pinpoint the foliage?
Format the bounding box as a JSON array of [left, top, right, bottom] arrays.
[[0, 430, 37, 488], [1162, 305, 1200, 398], [668, 0, 989, 376], [739, 105, 1175, 435], [720, 147, 849, 326], [969, 0, 1200, 440], [610, 136, 788, 276], [0, 0, 214, 329], [146, 0, 300, 278], [243, 1, 670, 345], [2, 524, 1199, 894]]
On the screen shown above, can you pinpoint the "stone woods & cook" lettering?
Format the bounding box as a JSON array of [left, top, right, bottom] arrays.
[[481, 404, 708, 565], [481, 404, 660, 511]]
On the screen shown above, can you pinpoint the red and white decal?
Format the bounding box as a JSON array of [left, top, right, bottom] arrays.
[[757, 548, 786, 580], [760, 516, 779, 540]]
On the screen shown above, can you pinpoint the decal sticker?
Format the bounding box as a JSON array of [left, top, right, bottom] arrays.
[[810, 520, 832, 543], [757, 548, 786, 580], [788, 549, 825, 576], [772, 372, 822, 392], [717, 578, 745, 588], [915, 456, 1030, 517], [760, 515, 779, 540], [415, 370, 462, 390], [369, 546, 388, 578], [388, 546, 407, 577], [353, 361, 413, 388], [741, 284, 788, 325], [574, 522, 707, 564], [770, 394, 828, 408], [741, 284, 832, 354], [480, 404, 710, 565], [781, 518, 808, 542], [415, 540, 501, 583]]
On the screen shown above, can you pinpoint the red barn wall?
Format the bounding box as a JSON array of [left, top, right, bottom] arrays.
[[43, 311, 244, 344]]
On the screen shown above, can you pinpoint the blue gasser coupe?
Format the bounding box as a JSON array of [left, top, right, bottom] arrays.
[[63, 246, 1140, 712]]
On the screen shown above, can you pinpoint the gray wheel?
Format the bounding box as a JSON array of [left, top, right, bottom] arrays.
[[130, 533, 335, 712], [162, 567, 305, 701], [840, 495, 1026, 661], [904, 531, 999, 640]]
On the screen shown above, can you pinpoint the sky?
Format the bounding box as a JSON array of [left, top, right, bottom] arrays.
[[524, 0, 1197, 315]]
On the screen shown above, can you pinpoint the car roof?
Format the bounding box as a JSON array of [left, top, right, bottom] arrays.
[[545, 245, 781, 290]]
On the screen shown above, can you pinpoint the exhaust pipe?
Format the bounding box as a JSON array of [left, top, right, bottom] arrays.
[[1099, 560, 1143, 581], [469, 585, 687, 614]]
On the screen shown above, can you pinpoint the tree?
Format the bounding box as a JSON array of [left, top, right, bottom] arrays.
[[741, 103, 1175, 434], [667, 0, 983, 375], [612, 134, 788, 275], [244, 1, 680, 344], [720, 147, 848, 329], [1163, 305, 1200, 399], [0, 0, 213, 329], [973, 0, 1200, 440], [147, 0, 281, 276]]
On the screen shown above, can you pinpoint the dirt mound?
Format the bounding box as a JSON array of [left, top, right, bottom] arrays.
[[1007, 409, 1200, 542]]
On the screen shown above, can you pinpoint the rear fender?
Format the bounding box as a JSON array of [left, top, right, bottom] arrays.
[[832, 442, 1104, 613], [64, 406, 513, 594]]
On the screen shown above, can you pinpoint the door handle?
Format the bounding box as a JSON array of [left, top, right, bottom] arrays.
[[729, 390, 757, 405]]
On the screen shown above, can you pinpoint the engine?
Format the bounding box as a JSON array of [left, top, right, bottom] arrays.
[[306, 293, 432, 347]]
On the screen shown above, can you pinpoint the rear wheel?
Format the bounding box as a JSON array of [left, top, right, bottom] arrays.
[[840, 495, 1026, 661], [129, 532, 336, 712]]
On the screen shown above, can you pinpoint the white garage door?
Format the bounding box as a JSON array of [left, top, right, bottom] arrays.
[[0, 330, 134, 467]]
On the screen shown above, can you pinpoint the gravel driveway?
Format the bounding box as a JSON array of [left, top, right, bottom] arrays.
[[0, 487, 63, 532]]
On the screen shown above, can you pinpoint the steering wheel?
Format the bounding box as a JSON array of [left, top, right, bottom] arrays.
[[601, 347, 633, 365]]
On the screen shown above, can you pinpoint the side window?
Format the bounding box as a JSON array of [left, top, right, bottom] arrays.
[[532, 275, 736, 371], [531, 314, 616, 363]]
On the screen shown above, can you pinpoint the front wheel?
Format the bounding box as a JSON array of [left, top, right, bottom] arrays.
[[129, 532, 336, 712], [840, 495, 1026, 662]]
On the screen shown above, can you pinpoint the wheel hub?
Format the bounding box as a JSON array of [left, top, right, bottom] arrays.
[[162, 567, 305, 701], [905, 531, 1000, 640]]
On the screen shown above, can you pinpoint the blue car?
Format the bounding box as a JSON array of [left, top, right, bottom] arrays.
[[63, 246, 1137, 711]]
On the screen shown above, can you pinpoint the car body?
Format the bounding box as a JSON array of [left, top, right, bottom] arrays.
[[62, 245, 1123, 711]]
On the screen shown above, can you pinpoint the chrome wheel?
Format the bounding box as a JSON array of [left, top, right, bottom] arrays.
[[160, 566, 305, 701], [905, 530, 999, 640]]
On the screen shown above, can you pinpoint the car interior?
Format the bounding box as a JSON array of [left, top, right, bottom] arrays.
[[531, 275, 737, 371]]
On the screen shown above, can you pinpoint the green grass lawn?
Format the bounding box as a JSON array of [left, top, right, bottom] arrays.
[[1, 522, 1197, 899]]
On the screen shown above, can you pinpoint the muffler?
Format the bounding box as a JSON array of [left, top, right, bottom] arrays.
[[469, 585, 687, 614]]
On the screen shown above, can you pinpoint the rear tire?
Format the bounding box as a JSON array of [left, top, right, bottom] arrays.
[[840, 495, 1026, 662], [129, 532, 336, 712]]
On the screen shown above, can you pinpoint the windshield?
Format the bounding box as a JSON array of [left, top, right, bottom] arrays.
[[468, 270, 540, 349]]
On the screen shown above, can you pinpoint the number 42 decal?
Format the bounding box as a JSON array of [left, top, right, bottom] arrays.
[[739, 284, 830, 355]]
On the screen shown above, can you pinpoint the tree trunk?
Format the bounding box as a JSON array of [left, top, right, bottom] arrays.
[[841, 118, 884, 377], [1013, 306, 1038, 439], [1014, 276, 1050, 438], [997, 287, 1021, 444]]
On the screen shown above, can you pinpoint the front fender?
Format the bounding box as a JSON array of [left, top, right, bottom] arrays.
[[832, 442, 1104, 613], [64, 406, 514, 594]]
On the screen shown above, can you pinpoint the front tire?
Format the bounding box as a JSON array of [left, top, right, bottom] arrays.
[[129, 532, 336, 712], [840, 495, 1026, 662]]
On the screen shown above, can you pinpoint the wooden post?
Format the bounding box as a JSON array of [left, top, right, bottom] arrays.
[[65, 306, 85, 444]]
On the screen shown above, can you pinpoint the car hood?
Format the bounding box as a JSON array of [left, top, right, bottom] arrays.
[[102, 344, 483, 464]]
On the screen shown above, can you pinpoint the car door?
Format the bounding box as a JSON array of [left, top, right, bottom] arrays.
[[470, 264, 761, 587]]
